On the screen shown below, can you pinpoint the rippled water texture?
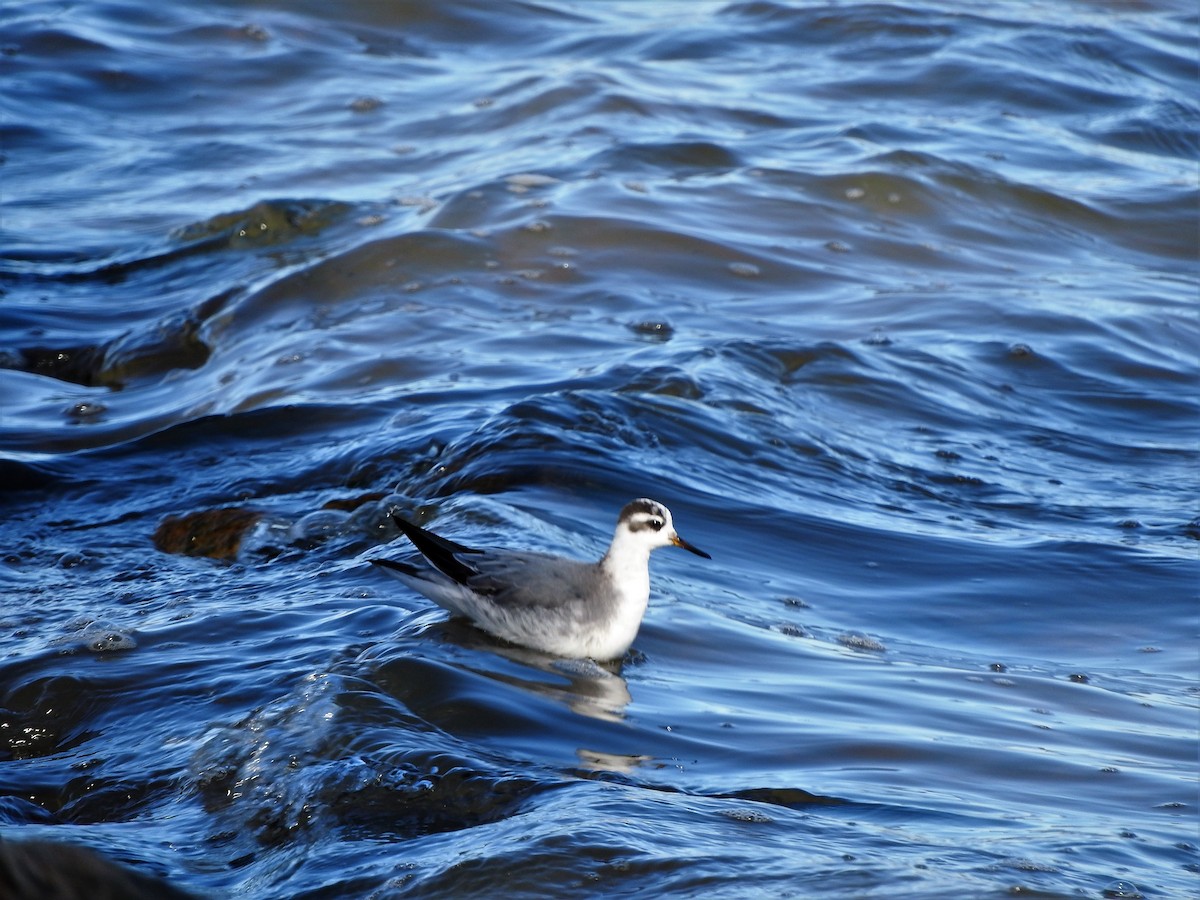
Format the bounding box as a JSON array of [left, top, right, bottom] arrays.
[[1, 1, 1197, 897]]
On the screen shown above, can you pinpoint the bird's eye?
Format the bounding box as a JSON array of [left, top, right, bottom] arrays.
[[649, 518, 664, 531]]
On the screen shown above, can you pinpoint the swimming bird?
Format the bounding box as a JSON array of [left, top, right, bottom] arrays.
[[369, 498, 710, 660]]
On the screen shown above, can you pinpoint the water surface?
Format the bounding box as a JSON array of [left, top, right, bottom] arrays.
[[1, 1, 1197, 897]]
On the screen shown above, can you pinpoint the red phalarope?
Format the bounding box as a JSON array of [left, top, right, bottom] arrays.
[[370, 498, 710, 660]]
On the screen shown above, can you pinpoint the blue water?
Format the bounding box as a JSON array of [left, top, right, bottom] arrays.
[[2, 1, 1197, 897]]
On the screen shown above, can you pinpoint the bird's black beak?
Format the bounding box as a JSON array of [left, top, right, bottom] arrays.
[[670, 533, 711, 559]]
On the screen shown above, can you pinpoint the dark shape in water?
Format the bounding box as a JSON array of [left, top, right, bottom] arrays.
[[0, 839, 200, 900], [153, 507, 263, 560]]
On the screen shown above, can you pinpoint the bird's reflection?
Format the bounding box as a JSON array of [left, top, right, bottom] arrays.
[[434, 618, 634, 722], [575, 748, 653, 774]]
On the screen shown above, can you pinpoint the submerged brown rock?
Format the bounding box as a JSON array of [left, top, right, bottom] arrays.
[[153, 507, 262, 560]]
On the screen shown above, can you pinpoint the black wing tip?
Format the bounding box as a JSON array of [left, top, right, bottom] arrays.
[[385, 510, 482, 585], [384, 511, 425, 549], [388, 511, 479, 552], [369, 557, 421, 577]]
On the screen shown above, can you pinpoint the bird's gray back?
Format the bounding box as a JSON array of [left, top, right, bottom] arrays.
[[468, 550, 611, 616]]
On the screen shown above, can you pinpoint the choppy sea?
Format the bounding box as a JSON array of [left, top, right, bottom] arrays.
[[1, 1, 1197, 897]]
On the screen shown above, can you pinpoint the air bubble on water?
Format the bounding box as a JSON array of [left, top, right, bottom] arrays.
[[837, 632, 885, 652], [1101, 881, 1143, 899], [721, 808, 773, 824], [66, 401, 107, 422], [289, 509, 352, 542], [1009, 858, 1058, 872], [238, 24, 269, 42], [506, 173, 559, 188], [85, 629, 137, 653], [862, 329, 891, 346], [58, 551, 91, 569], [629, 320, 674, 341], [728, 262, 760, 277], [239, 516, 293, 556], [396, 195, 437, 213], [69, 628, 138, 657]]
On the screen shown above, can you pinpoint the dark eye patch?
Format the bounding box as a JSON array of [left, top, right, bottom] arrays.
[[628, 513, 666, 533]]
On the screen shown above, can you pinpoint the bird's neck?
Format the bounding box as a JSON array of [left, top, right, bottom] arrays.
[[600, 532, 652, 602]]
